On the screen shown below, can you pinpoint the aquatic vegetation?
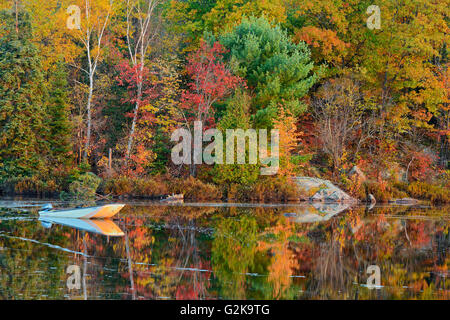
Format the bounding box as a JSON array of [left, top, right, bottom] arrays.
[[169, 176, 222, 201], [406, 181, 450, 204], [0, 176, 60, 197]]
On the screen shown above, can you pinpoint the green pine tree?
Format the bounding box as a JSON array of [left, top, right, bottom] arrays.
[[218, 16, 319, 128], [0, 9, 47, 178]]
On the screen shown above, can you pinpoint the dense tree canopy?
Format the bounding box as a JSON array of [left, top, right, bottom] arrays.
[[0, 0, 448, 202]]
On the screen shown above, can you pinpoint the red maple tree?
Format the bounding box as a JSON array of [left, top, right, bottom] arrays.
[[115, 61, 159, 175], [180, 41, 245, 129], [116, 61, 159, 123]]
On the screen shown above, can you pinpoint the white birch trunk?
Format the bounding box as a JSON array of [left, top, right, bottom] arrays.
[[124, 0, 160, 161]]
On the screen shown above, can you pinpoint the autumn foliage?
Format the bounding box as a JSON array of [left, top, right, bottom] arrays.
[[180, 41, 244, 127], [0, 1, 448, 203]]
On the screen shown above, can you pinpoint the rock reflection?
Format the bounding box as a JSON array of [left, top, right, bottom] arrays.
[[285, 202, 353, 223]]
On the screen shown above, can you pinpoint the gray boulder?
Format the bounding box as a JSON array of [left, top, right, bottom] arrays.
[[292, 177, 357, 203]]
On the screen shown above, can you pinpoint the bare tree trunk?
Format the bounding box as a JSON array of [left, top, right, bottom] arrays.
[[439, 135, 449, 168], [14, 0, 19, 34], [190, 161, 197, 177], [83, 74, 94, 161], [125, 0, 160, 162], [108, 148, 112, 173], [74, 0, 111, 163], [405, 156, 414, 182], [126, 61, 144, 159]]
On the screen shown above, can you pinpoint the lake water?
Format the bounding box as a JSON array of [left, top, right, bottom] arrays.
[[0, 198, 448, 300]]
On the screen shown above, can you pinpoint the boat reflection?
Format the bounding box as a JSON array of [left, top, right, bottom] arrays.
[[39, 217, 125, 237]]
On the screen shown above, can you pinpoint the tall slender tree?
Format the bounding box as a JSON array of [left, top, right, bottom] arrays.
[[124, 0, 161, 160], [46, 59, 73, 167], [68, 0, 112, 162]]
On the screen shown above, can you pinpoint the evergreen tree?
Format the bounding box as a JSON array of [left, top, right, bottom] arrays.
[[45, 58, 73, 167], [0, 9, 47, 178], [218, 16, 318, 128], [213, 90, 260, 186]]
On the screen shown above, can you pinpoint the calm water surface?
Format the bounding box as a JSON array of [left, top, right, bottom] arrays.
[[0, 198, 449, 300]]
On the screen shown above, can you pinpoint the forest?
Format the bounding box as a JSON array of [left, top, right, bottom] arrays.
[[0, 0, 448, 204]]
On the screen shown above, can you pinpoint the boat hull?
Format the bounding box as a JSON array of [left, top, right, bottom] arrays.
[[39, 204, 125, 219]]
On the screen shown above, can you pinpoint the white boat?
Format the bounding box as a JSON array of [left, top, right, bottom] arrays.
[[39, 217, 125, 236], [39, 203, 125, 219]]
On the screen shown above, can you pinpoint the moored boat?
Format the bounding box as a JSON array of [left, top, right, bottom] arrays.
[[39, 203, 125, 219]]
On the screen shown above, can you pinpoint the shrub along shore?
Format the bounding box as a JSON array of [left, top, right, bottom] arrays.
[[1, 172, 448, 205]]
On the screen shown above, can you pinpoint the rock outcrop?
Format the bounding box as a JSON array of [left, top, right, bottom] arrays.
[[368, 194, 376, 204], [292, 177, 357, 203]]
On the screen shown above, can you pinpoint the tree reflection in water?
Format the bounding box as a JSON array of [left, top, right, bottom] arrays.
[[0, 203, 448, 299]]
